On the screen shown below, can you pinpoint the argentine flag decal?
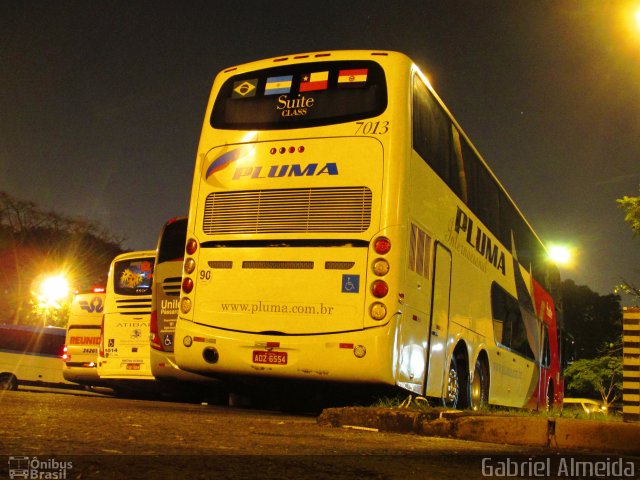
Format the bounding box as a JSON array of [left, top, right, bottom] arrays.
[[265, 75, 293, 95]]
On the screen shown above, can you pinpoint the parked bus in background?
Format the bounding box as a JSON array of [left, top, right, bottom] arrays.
[[97, 250, 157, 392], [150, 217, 223, 394], [175, 50, 563, 410], [0, 324, 83, 392], [62, 286, 106, 388]]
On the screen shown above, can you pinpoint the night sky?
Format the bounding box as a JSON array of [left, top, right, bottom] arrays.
[[1, 1, 639, 301]]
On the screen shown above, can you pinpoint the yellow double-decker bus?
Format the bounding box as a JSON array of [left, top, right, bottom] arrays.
[[175, 50, 563, 409]]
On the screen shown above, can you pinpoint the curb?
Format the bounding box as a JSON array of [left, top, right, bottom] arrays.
[[317, 407, 640, 455]]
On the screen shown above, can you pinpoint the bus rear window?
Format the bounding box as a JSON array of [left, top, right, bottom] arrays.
[[157, 218, 187, 264], [211, 60, 387, 130], [113, 257, 155, 295]]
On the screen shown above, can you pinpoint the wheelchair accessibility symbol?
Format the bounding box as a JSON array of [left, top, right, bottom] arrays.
[[342, 274, 360, 294], [164, 334, 173, 347]]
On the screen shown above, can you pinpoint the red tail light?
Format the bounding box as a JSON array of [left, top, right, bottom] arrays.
[[61, 345, 69, 362], [182, 277, 194, 294], [150, 310, 164, 351], [371, 280, 389, 298], [186, 238, 198, 255], [374, 236, 391, 255]]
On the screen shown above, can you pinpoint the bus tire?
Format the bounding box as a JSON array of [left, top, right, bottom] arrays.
[[443, 358, 460, 409], [470, 356, 489, 410], [0, 373, 18, 391]]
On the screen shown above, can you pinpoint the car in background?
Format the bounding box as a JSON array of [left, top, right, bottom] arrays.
[[562, 397, 608, 415]]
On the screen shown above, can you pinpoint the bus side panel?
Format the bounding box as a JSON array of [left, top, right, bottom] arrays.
[[409, 150, 540, 408], [0, 326, 81, 392], [0, 351, 69, 389]]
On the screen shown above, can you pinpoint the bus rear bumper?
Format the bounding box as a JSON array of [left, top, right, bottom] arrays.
[[174, 320, 397, 385], [150, 348, 219, 384], [62, 366, 100, 384]]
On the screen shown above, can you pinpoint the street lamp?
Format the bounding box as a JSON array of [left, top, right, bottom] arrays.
[[548, 244, 574, 268], [549, 245, 571, 265], [36, 274, 70, 325], [39, 275, 70, 307]]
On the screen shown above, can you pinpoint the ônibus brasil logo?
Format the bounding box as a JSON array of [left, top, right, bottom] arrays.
[[8, 456, 73, 479]]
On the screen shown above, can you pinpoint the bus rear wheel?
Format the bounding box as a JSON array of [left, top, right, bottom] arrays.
[[0, 374, 17, 391], [470, 357, 489, 410]]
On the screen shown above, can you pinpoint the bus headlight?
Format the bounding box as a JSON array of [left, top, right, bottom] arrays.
[[370, 302, 387, 321], [184, 257, 196, 275], [180, 297, 192, 314]]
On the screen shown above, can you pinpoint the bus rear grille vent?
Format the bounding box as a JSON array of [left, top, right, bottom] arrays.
[[242, 261, 313, 270], [202, 187, 372, 234], [162, 277, 181, 296], [115, 299, 151, 314], [325, 261, 355, 270], [208, 261, 233, 269]]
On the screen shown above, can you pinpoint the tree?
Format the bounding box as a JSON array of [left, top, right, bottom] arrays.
[[617, 187, 640, 236], [560, 279, 621, 360], [616, 187, 640, 304], [0, 192, 124, 326], [564, 354, 623, 407]]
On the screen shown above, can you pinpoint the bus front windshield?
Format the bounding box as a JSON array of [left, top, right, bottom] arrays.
[[211, 60, 387, 130]]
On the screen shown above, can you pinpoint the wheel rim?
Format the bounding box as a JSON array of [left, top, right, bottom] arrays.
[[444, 361, 459, 408], [471, 367, 482, 409], [471, 361, 486, 410]]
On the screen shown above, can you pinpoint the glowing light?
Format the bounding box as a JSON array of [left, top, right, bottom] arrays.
[[548, 245, 572, 266], [39, 275, 70, 304]]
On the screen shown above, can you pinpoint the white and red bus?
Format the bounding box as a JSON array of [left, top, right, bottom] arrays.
[[0, 324, 83, 393], [174, 50, 563, 409]]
